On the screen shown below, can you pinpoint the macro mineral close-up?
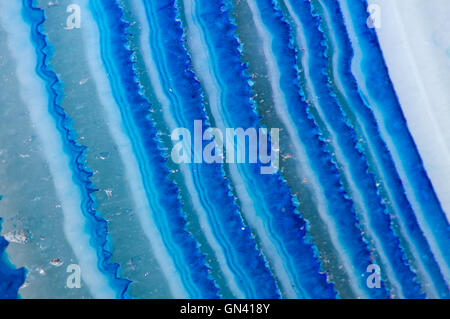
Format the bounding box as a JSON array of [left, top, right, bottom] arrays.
[[0, 0, 449, 300]]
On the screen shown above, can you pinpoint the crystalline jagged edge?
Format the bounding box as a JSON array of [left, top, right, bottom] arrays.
[[22, 0, 131, 298]]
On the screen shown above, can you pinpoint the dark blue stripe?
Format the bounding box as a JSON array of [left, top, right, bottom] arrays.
[[90, 0, 219, 298], [189, 0, 337, 298], [141, 0, 280, 298], [21, 0, 131, 298], [320, 0, 449, 298], [288, 0, 424, 298]]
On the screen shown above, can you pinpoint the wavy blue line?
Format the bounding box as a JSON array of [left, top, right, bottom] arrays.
[[0, 218, 26, 299], [320, 0, 450, 299], [338, 0, 450, 289], [21, 0, 130, 298], [139, 0, 280, 298], [89, 0, 219, 298], [243, 0, 389, 298], [186, 0, 337, 298], [285, 0, 424, 298]]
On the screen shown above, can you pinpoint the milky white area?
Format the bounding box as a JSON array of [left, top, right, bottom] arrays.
[[318, 1, 439, 298], [0, 1, 115, 298], [339, 0, 450, 287], [367, 0, 450, 222]]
